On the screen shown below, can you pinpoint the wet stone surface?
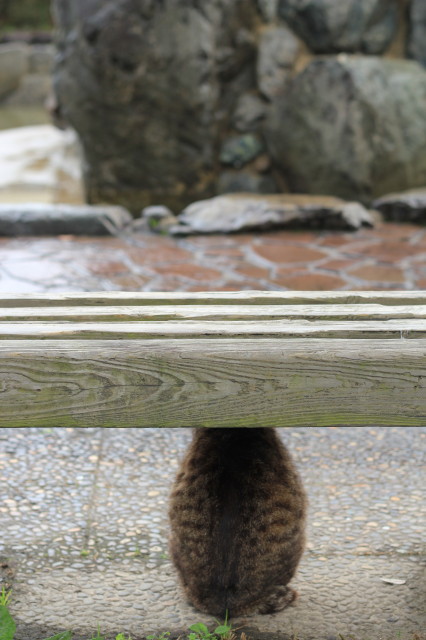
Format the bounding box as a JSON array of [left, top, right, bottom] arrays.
[[1, 426, 425, 640], [1, 221, 426, 292]]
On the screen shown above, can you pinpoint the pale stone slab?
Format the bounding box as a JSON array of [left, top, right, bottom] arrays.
[[166, 194, 374, 235], [0, 125, 84, 205]]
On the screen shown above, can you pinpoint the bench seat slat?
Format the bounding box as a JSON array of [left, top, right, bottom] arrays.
[[1, 338, 426, 428], [2, 291, 426, 428], [1, 291, 426, 307], [1, 319, 426, 339], [3, 304, 426, 322]]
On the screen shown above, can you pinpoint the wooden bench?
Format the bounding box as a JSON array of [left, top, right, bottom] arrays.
[[1, 291, 426, 428]]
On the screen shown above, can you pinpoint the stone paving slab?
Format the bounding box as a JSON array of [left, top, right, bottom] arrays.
[[9, 556, 425, 640], [1, 427, 425, 640], [0, 204, 132, 236], [0, 222, 426, 293]]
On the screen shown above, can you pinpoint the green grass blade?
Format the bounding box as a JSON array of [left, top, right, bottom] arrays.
[[189, 623, 209, 635], [0, 604, 16, 640], [0, 588, 12, 608], [214, 626, 231, 635]]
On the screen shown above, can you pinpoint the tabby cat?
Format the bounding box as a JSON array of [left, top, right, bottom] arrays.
[[169, 428, 307, 617]]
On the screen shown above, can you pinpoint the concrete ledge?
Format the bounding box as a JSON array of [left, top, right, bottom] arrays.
[[0, 203, 133, 236]]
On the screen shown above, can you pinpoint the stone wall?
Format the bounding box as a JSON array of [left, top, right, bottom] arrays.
[[52, 0, 426, 213], [0, 40, 54, 105]]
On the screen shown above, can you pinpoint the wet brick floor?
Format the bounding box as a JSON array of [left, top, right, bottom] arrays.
[[0, 222, 426, 293]]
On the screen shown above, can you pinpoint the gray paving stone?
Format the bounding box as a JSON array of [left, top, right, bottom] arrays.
[[0, 203, 132, 236]]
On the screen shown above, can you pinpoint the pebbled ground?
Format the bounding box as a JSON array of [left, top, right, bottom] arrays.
[[1, 426, 425, 640]]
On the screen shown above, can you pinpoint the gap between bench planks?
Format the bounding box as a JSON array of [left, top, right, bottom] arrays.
[[1, 291, 426, 428]]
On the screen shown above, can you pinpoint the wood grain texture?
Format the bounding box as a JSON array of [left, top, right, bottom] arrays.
[[1, 290, 426, 307], [1, 338, 426, 428], [3, 304, 426, 322], [1, 319, 426, 340], [3, 291, 426, 428]]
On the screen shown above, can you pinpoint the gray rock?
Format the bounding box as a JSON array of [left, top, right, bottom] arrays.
[[168, 193, 374, 235], [52, 0, 259, 213], [232, 93, 266, 132], [0, 43, 29, 100], [373, 189, 426, 224], [217, 171, 278, 194], [0, 204, 132, 236], [407, 0, 426, 67], [257, 25, 299, 98], [141, 204, 176, 233], [220, 134, 264, 168], [266, 57, 426, 203], [257, 0, 279, 21], [278, 0, 398, 54]]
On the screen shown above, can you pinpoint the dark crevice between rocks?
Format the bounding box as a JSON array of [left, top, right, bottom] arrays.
[[109, 53, 138, 74]]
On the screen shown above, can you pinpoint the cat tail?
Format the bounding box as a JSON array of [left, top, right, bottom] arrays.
[[257, 585, 298, 614]]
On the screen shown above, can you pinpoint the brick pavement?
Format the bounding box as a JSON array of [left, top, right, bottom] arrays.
[[0, 221, 425, 293]]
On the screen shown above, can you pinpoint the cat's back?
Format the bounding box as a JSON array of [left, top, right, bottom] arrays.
[[169, 428, 306, 617]]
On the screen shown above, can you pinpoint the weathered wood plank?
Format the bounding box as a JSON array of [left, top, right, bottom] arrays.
[[3, 304, 426, 322], [1, 338, 426, 428], [0, 319, 425, 339], [1, 291, 426, 307], [2, 292, 426, 428]]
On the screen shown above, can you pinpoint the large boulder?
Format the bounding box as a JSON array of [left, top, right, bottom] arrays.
[[52, 0, 259, 213], [257, 0, 279, 21], [407, 0, 426, 67], [265, 57, 426, 203], [278, 0, 398, 54], [257, 25, 299, 98]]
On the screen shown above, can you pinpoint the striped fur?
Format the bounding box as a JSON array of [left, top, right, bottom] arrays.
[[169, 428, 307, 617]]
